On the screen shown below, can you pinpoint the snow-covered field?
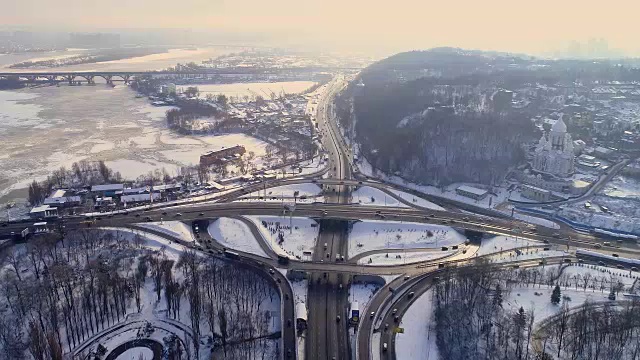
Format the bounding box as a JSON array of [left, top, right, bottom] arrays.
[[477, 235, 544, 256], [505, 287, 618, 327], [559, 263, 639, 287], [351, 186, 406, 207], [388, 189, 445, 211], [246, 215, 319, 259], [207, 218, 269, 258], [137, 221, 195, 242], [395, 289, 439, 360], [348, 220, 467, 258], [357, 250, 457, 266]]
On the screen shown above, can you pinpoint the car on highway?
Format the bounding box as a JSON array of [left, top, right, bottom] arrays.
[[336, 316, 341, 322], [383, 343, 388, 352]]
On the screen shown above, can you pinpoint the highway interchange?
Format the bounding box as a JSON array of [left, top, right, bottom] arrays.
[[2, 76, 640, 360]]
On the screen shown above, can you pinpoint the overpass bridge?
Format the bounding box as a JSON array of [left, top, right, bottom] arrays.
[[0, 66, 354, 85]]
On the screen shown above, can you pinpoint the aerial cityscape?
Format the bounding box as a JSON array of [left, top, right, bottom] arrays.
[[1, 2, 640, 360]]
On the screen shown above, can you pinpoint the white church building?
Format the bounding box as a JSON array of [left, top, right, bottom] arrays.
[[532, 115, 575, 177]]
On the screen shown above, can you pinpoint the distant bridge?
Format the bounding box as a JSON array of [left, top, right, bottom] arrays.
[[0, 67, 355, 85]]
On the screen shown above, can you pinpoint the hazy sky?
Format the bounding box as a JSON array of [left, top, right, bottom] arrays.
[[3, 0, 640, 56]]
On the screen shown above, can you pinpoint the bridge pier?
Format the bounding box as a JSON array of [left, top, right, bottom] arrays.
[[64, 75, 75, 85], [104, 75, 113, 85], [85, 76, 95, 85], [122, 75, 131, 84]]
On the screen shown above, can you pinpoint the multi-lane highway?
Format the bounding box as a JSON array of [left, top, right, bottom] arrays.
[[307, 77, 353, 360]]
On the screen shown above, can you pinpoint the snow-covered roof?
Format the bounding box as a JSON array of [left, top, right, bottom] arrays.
[[30, 205, 53, 213], [153, 184, 181, 191], [43, 196, 81, 205], [456, 185, 488, 196], [91, 184, 124, 192], [50, 189, 66, 198]]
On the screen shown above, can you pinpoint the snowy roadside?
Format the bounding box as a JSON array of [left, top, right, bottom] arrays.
[[349, 220, 467, 258], [137, 221, 195, 242], [207, 217, 270, 258], [245, 215, 319, 260]]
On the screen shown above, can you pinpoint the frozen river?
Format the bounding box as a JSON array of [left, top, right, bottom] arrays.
[[0, 47, 234, 72], [0, 85, 269, 206]]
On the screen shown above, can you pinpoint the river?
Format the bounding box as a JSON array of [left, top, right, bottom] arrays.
[[0, 84, 271, 211]]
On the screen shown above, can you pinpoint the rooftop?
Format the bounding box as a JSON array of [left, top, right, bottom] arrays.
[[456, 185, 488, 196], [91, 184, 124, 192]]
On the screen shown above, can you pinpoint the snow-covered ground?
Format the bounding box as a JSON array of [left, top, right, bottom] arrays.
[[488, 249, 569, 263], [559, 263, 639, 287], [559, 193, 640, 234], [477, 235, 544, 256], [207, 218, 269, 258], [388, 189, 445, 211], [356, 154, 511, 210], [357, 250, 457, 266], [80, 228, 281, 360], [505, 286, 621, 327], [395, 289, 439, 360], [98, 227, 189, 261], [349, 283, 382, 360], [601, 174, 640, 200], [246, 215, 319, 260], [512, 212, 560, 229], [351, 186, 406, 207], [349, 220, 467, 258], [240, 183, 323, 199], [115, 347, 154, 360], [291, 279, 309, 305], [137, 221, 195, 242], [349, 283, 381, 311]]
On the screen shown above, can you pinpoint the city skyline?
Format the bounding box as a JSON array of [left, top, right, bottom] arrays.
[[2, 0, 640, 57]]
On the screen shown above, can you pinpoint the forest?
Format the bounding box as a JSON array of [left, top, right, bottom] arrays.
[[432, 263, 640, 360], [0, 229, 280, 360]]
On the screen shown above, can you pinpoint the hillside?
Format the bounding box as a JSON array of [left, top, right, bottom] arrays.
[[340, 48, 538, 186]]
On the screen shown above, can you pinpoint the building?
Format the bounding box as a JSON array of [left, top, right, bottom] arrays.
[[43, 195, 81, 207], [455, 185, 489, 200], [532, 115, 575, 177], [593, 146, 616, 160], [576, 154, 601, 169], [42, 189, 81, 207], [91, 184, 124, 197], [29, 205, 58, 219], [521, 184, 552, 202], [200, 145, 246, 167], [573, 140, 586, 154]]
